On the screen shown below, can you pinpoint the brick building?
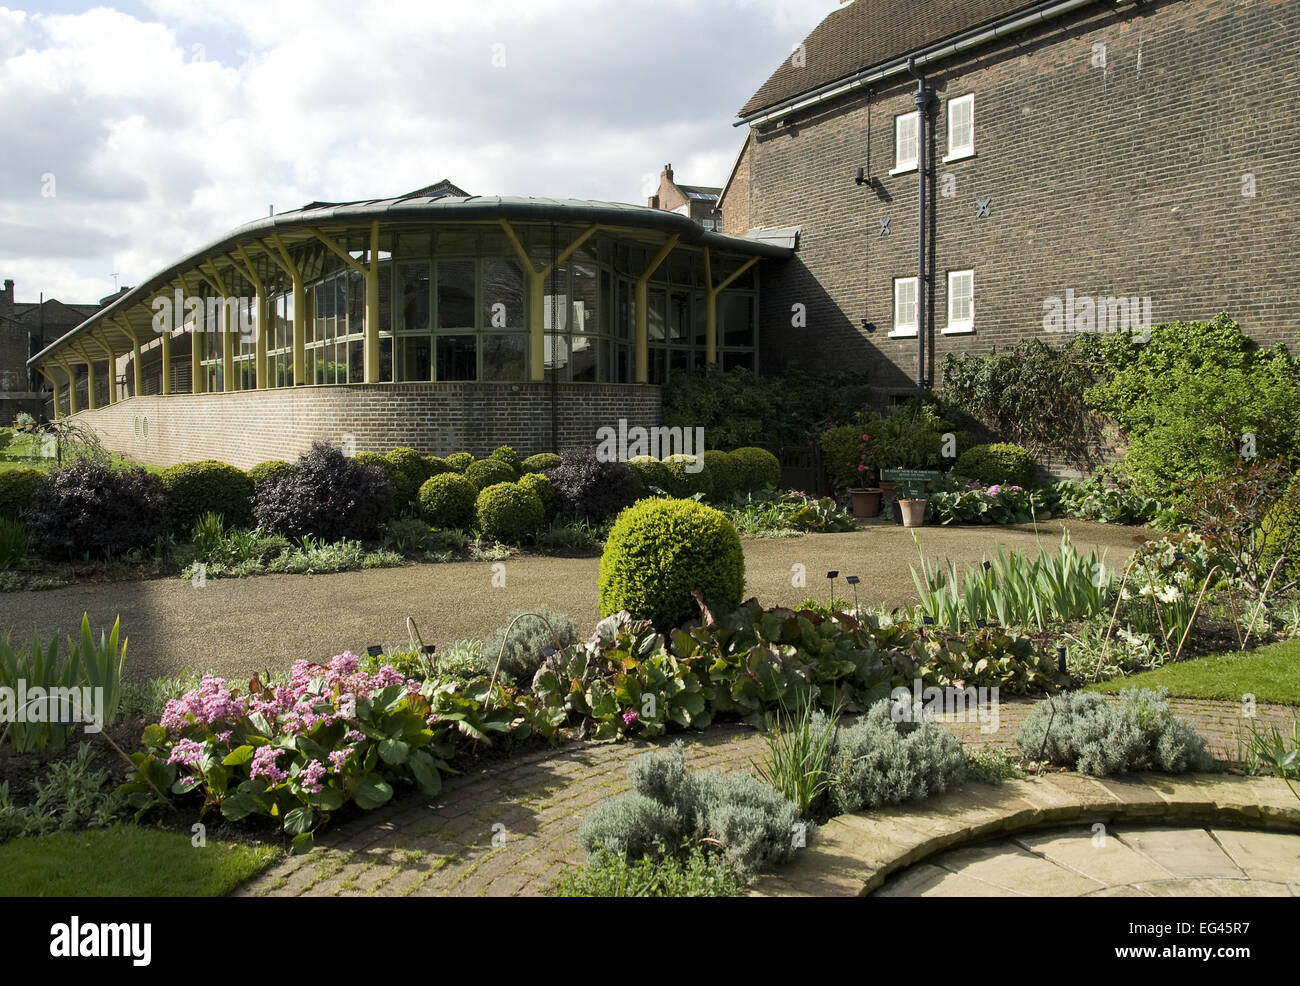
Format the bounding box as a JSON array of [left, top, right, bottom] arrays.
[[648, 164, 724, 231], [27, 186, 786, 468], [0, 279, 101, 424], [720, 0, 1300, 401]]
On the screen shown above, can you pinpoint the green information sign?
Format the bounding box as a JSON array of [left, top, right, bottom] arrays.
[[880, 468, 941, 498]]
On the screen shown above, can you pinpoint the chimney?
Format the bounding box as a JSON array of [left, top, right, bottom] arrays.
[[662, 163, 674, 184], [1, 279, 13, 314]]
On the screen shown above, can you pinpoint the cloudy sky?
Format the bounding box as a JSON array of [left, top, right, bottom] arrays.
[[0, 0, 836, 305]]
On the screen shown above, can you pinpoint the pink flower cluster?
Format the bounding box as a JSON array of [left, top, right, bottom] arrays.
[[160, 675, 248, 733], [964, 483, 1024, 497], [249, 745, 287, 784]]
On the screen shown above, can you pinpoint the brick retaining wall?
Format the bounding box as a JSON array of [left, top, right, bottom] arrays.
[[69, 383, 663, 469]]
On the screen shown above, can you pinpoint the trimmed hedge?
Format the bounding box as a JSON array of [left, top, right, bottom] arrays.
[[628, 456, 672, 497], [384, 447, 437, 502], [521, 452, 562, 474], [247, 460, 293, 487], [954, 442, 1037, 488], [419, 472, 477, 529], [702, 450, 739, 503], [26, 461, 169, 560], [160, 460, 253, 531], [729, 447, 781, 493], [0, 468, 47, 519], [598, 498, 745, 630], [517, 472, 557, 520], [476, 482, 545, 543], [488, 446, 522, 477]]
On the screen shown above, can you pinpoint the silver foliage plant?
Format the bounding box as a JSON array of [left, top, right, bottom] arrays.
[[1016, 687, 1214, 776]]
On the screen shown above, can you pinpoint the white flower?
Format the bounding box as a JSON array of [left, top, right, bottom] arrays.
[[1156, 585, 1182, 604]]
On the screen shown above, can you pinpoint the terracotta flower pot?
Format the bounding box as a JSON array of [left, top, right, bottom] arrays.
[[848, 487, 882, 518], [899, 497, 928, 528]]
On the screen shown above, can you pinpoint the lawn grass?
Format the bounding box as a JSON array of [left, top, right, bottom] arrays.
[[0, 826, 280, 896], [1086, 638, 1300, 706]]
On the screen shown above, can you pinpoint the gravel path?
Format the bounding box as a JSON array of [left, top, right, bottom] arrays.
[[0, 519, 1145, 680]]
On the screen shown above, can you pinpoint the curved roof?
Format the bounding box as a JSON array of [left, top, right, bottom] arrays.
[[30, 194, 791, 368]]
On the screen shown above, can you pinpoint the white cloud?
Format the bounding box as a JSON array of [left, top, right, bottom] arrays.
[[0, 0, 835, 304]]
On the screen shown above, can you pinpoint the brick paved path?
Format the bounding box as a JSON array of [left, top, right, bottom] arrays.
[[235, 697, 1296, 898]]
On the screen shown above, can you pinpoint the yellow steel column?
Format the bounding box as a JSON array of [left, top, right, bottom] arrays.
[[270, 235, 306, 385], [40, 368, 60, 418], [203, 262, 235, 392], [365, 221, 380, 384], [499, 219, 543, 382], [118, 318, 144, 398], [57, 358, 78, 414], [104, 342, 118, 403], [190, 322, 205, 395], [160, 331, 172, 395], [235, 247, 267, 389], [635, 234, 679, 384], [80, 351, 98, 411]]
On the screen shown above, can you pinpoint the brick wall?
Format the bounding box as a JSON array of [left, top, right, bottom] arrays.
[[69, 383, 663, 469], [720, 135, 753, 237], [744, 0, 1300, 401]]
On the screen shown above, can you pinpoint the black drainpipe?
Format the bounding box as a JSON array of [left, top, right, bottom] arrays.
[[907, 58, 933, 391], [549, 225, 559, 452]]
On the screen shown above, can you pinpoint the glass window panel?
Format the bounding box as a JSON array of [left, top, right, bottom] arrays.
[[348, 339, 364, 383], [348, 270, 365, 336], [482, 335, 526, 381], [692, 291, 706, 346], [380, 335, 393, 383], [398, 262, 430, 333], [570, 332, 598, 382], [668, 348, 689, 377], [306, 348, 316, 384], [436, 335, 477, 381], [650, 348, 667, 386], [722, 351, 755, 372], [335, 277, 349, 336], [403, 336, 431, 382], [613, 344, 630, 383], [437, 261, 475, 328], [648, 291, 666, 342], [571, 262, 598, 337], [481, 260, 525, 330], [669, 292, 689, 342], [378, 259, 391, 336], [720, 293, 755, 348]]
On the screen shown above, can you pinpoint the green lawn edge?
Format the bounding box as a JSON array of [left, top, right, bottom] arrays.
[[1085, 638, 1300, 706]]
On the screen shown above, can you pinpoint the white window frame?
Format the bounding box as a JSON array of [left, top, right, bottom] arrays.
[[944, 269, 975, 334], [943, 94, 975, 162], [890, 111, 919, 174], [890, 277, 918, 337]]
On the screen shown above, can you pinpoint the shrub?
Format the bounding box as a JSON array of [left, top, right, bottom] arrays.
[[662, 454, 708, 499], [1257, 475, 1300, 589], [443, 452, 475, 473], [517, 472, 556, 520], [160, 460, 254, 532], [383, 448, 437, 503], [823, 701, 967, 814], [521, 452, 562, 474], [0, 468, 46, 519], [464, 458, 516, 492], [482, 605, 579, 681], [701, 450, 738, 502], [729, 447, 781, 493], [662, 365, 872, 450], [550, 448, 639, 522], [555, 847, 742, 897], [1015, 688, 1215, 776], [423, 456, 452, 478], [820, 423, 871, 490], [941, 335, 1105, 470], [247, 460, 293, 487], [1186, 458, 1300, 592], [627, 455, 672, 497], [578, 744, 800, 882], [488, 445, 522, 476], [252, 442, 395, 542], [475, 482, 545, 544], [27, 461, 169, 560], [953, 443, 1037, 488], [0, 516, 28, 570], [418, 473, 477, 529], [598, 498, 744, 630]]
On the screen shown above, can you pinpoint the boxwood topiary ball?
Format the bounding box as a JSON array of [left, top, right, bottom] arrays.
[[729, 447, 781, 493], [521, 452, 562, 474], [476, 481, 545, 544], [517, 471, 557, 520], [443, 452, 475, 473], [465, 458, 516, 492], [160, 459, 253, 531], [953, 442, 1037, 488], [418, 472, 477, 529], [0, 467, 47, 519], [598, 498, 744, 630]]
